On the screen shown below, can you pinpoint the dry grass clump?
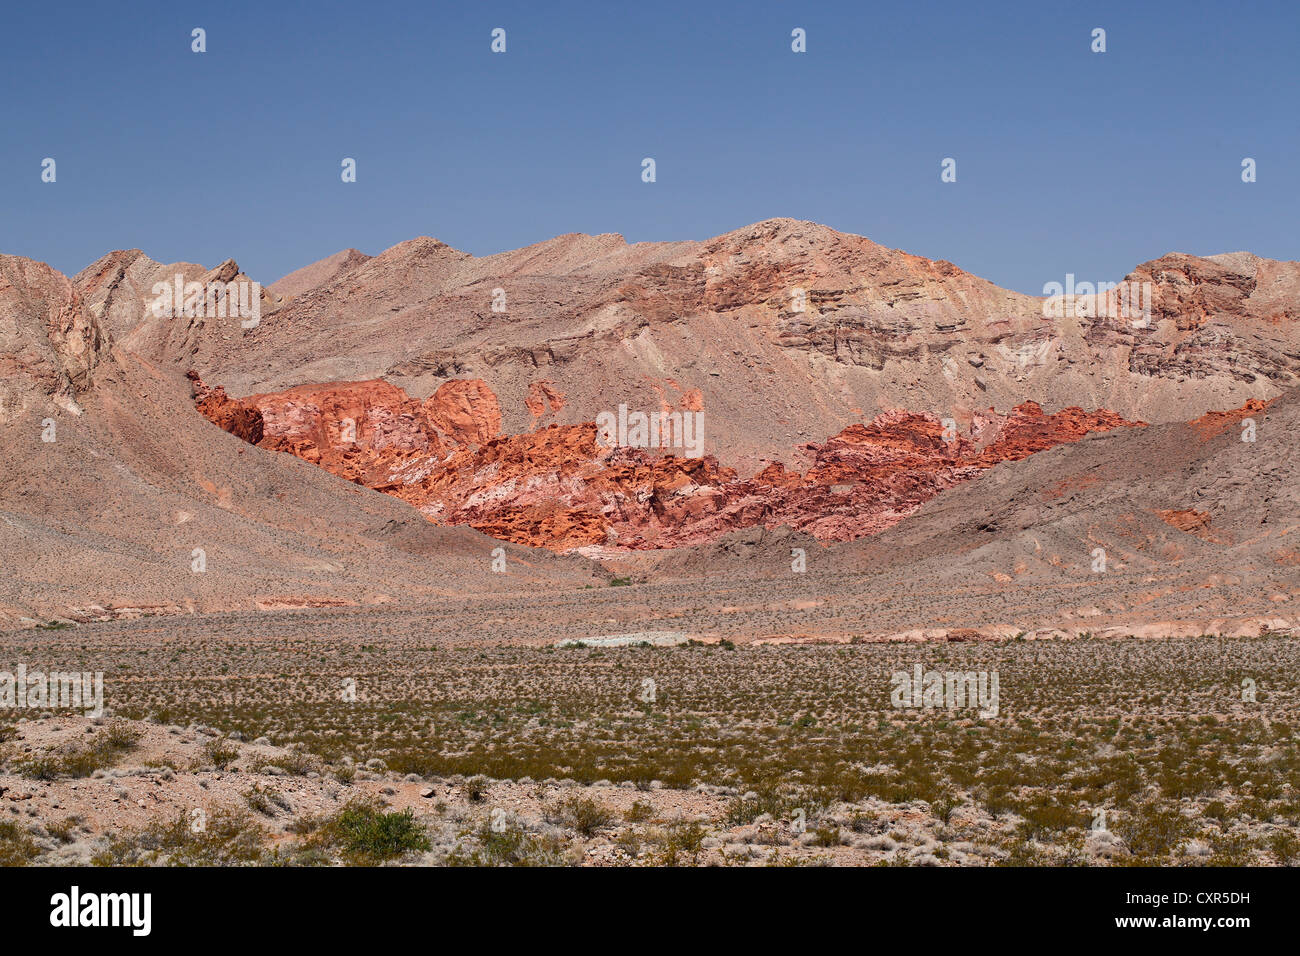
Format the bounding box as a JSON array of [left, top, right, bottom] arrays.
[[553, 795, 614, 836], [12, 720, 142, 780], [446, 820, 569, 867], [243, 783, 292, 817], [91, 809, 266, 866], [0, 820, 41, 866]]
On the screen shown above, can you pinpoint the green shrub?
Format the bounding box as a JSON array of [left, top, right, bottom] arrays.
[[0, 821, 41, 866], [653, 821, 708, 866], [14, 720, 143, 780], [93, 809, 266, 866], [312, 800, 430, 864], [464, 775, 490, 802], [1116, 803, 1195, 859]]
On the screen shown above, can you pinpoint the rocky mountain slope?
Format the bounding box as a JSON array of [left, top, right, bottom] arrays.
[[843, 391, 1297, 588], [82, 219, 1300, 473], [627, 390, 1298, 641], [0, 255, 599, 628]]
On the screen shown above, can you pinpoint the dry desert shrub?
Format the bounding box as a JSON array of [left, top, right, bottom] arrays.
[[13, 720, 141, 780], [0, 821, 41, 867], [553, 795, 614, 836], [92, 809, 266, 867]]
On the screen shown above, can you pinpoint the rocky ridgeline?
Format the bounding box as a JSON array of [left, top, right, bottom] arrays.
[[80, 219, 1299, 472]]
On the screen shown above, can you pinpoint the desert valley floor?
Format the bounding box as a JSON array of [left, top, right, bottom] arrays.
[[3, 618, 1299, 867]]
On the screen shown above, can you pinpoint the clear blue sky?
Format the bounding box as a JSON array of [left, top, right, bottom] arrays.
[[2, 0, 1296, 294]]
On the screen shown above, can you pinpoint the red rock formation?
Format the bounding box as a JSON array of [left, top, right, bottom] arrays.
[[1188, 398, 1269, 442], [192, 373, 1142, 553], [525, 381, 566, 422], [246, 380, 444, 487], [423, 379, 502, 445], [393, 400, 1140, 550], [1157, 509, 1213, 536], [186, 376, 498, 486], [187, 370, 263, 444], [976, 402, 1140, 462]]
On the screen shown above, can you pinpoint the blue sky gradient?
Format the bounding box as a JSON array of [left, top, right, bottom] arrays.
[[2, 0, 1296, 293]]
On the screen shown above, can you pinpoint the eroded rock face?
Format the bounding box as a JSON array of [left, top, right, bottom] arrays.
[[188, 377, 504, 490], [248, 380, 450, 488], [1157, 509, 1214, 538], [423, 378, 502, 446], [525, 381, 566, 423], [1188, 397, 1269, 442], [0, 255, 109, 420], [75, 250, 282, 366], [192, 374, 1139, 552], [187, 371, 263, 445]]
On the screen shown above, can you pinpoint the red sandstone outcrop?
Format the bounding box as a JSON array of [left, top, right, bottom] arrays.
[[187, 371, 263, 444], [525, 381, 566, 423], [246, 380, 441, 486], [1188, 397, 1270, 442], [192, 374, 1140, 552], [188, 376, 503, 490], [1156, 508, 1215, 539], [423, 378, 502, 446]]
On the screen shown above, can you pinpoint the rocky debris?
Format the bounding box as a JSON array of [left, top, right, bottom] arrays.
[[1156, 508, 1214, 538]]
